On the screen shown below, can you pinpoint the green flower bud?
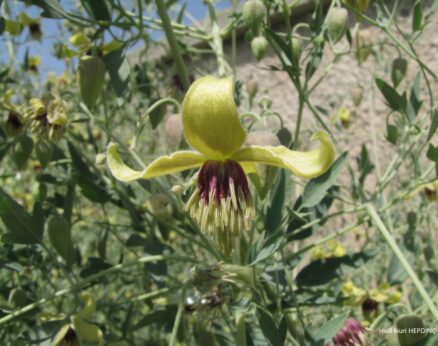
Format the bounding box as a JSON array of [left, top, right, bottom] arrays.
[[251, 36, 268, 61], [246, 78, 259, 99], [338, 106, 351, 128], [95, 153, 106, 166], [13, 135, 33, 170], [277, 127, 292, 146], [242, 0, 266, 33], [391, 57, 408, 87], [354, 29, 372, 65], [396, 315, 426, 346], [327, 8, 349, 43], [77, 55, 106, 109], [146, 193, 172, 219], [47, 215, 72, 262], [291, 36, 303, 62], [344, 0, 371, 12], [35, 139, 53, 169]]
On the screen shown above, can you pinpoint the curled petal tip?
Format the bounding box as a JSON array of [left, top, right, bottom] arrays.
[[106, 143, 207, 182]]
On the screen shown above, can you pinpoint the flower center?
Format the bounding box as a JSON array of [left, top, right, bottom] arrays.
[[186, 160, 254, 255]]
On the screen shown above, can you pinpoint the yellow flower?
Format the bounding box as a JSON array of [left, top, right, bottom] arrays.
[[107, 76, 335, 255]]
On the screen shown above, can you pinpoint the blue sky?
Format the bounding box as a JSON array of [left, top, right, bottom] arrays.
[[0, 0, 234, 78]]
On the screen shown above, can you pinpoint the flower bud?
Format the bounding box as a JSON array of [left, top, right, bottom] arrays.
[[95, 153, 106, 166], [344, 0, 371, 13], [35, 139, 54, 169], [170, 184, 184, 195], [246, 78, 259, 99], [251, 36, 268, 61], [242, 0, 266, 33], [338, 107, 351, 128], [328, 8, 349, 43], [354, 29, 372, 65], [391, 57, 407, 87], [77, 55, 106, 109], [396, 315, 425, 346], [13, 135, 33, 170], [291, 36, 303, 62], [164, 114, 183, 146], [146, 193, 172, 219], [47, 215, 72, 262]]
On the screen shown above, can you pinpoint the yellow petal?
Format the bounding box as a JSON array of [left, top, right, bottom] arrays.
[[182, 75, 246, 160], [107, 143, 206, 182], [231, 131, 335, 179]]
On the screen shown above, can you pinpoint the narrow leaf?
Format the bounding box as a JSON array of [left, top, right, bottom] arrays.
[[301, 152, 347, 208]]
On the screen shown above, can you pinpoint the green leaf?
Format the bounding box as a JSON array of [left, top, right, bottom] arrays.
[[288, 186, 339, 241], [427, 108, 438, 142], [301, 152, 347, 208], [81, 0, 111, 22], [47, 215, 72, 262], [386, 123, 399, 145], [80, 257, 112, 278], [265, 170, 285, 233], [149, 99, 166, 129], [427, 271, 438, 287], [310, 312, 350, 345], [21, 0, 66, 19], [257, 307, 282, 346], [0, 17, 5, 35], [296, 251, 374, 286], [387, 244, 413, 285], [13, 135, 33, 170], [407, 73, 423, 120], [0, 188, 42, 244], [251, 234, 283, 265], [413, 0, 423, 31], [357, 145, 374, 186], [133, 305, 177, 331], [68, 142, 110, 203], [426, 144, 438, 174], [375, 78, 406, 112], [103, 47, 130, 103]]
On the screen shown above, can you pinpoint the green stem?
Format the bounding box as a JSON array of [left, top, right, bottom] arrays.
[[155, 0, 190, 91], [0, 255, 197, 326], [169, 283, 187, 346], [366, 204, 438, 322]]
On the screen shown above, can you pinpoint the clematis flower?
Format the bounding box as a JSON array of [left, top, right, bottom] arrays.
[[107, 76, 335, 255]]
